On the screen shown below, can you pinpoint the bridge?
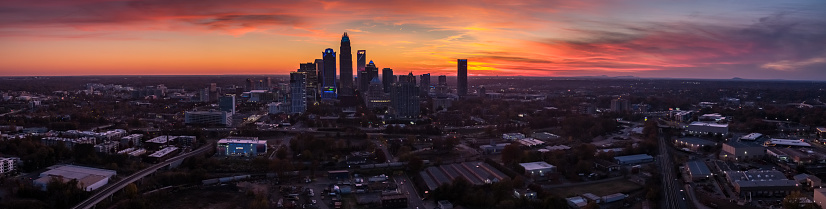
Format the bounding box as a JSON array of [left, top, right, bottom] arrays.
[[71, 141, 214, 209]]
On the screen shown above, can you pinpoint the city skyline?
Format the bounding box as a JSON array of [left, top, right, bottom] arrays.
[[1, 0, 826, 80]]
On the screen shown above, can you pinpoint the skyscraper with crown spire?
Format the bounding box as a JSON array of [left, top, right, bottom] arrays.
[[339, 33, 353, 95]]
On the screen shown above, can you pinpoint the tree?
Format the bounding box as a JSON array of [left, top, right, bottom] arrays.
[[408, 156, 424, 172], [124, 183, 138, 198], [276, 146, 288, 160], [501, 143, 523, 164], [375, 150, 387, 163], [782, 191, 813, 209]]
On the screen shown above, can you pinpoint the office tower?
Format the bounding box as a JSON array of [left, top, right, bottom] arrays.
[[245, 78, 253, 92], [265, 77, 272, 89], [611, 98, 630, 112], [391, 72, 420, 118], [209, 83, 218, 102], [457, 59, 468, 97], [420, 73, 431, 95], [359, 70, 369, 93], [436, 75, 448, 96], [478, 86, 486, 98], [322, 48, 337, 99], [299, 62, 318, 103], [314, 59, 324, 93], [200, 88, 210, 102], [382, 68, 394, 93], [360, 60, 379, 93], [357, 50, 366, 73], [218, 95, 236, 114], [339, 33, 353, 94], [366, 77, 389, 109], [290, 72, 307, 114]]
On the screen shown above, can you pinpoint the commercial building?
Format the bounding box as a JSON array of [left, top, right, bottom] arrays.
[[34, 165, 116, 191], [365, 76, 390, 109], [814, 188, 826, 209], [764, 138, 811, 147], [146, 146, 180, 163], [685, 161, 712, 181], [217, 137, 267, 157], [268, 102, 289, 114], [218, 95, 236, 114], [457, 59, 467, 97], [566, 196, 588, 208], [321, 48, 337, 99], [390, 73, 420, 118], [614, 154, 654, 165], [185, 111, 231, 127], [740, 133, 764, 141], [519, 162, 556, 180], [686, 122, 729, 135], [120, 134, 143, 147], [502, 133, 526, 141], [479, 143, 509, 154], [674, 137, 717, 151], [298, 62, 318, 103], [721, 141, 765, 161], [380, 192, 408, 209], [724, 170, 799, 197], [767, 147, 826, 165], [382, 68, 394, 93], [290, 72, 307, 114], [418, 162, 507, 192], [420, 73, 431, 95], [339, 33, 354, 95]]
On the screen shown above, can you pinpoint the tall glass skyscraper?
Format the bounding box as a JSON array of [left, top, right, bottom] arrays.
[[299, 62, 317, 103], [339, 33, 353, 95], [289, 72, 307, 114], [322, 48, 337, 99], [457, 59, 468, 97], [382, 68, 395, 93]]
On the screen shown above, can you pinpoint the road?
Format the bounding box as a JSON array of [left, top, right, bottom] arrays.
[[659, 131, 689, 209], [71, 141, 215, 209]]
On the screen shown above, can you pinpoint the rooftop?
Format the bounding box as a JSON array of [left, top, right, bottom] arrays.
[[146, 135, 177, 144], [766, 139, 811, 147], [676, 137, 717, 146], [148, 146, 178, 158], [218, 137, 265, 144], [817, 127, 826, 132], [725, 170, 798, 188], [40, 164, 116, 179], [725, 141, 763, 148], [686, 161, 711, 176], [741, 133, 763, 140], [689, 121, 728, 128], [614, 154, 654, 162], [519, 162, 555, 171]]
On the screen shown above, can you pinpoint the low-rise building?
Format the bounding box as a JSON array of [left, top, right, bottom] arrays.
[[721, 141, 765, 161], [674, 137, 717, 151], [184, 111, 231, 127], [768, 147, 826, 164], [614, 154, 654, 165], [34, 165, 116, 191], [216, 137, 267, 157], [686, 122, 728, 135], [740, 133, 765, 141], [120, 134, 143, 147], [764, 139, 811, 147], [146, 146, 180, 163], [1, 157, 20, 175], [502, 133, 526, 141], [814, 188, 826, 208], [519, 162, 556, 181], [724, 170, 799, 197], [685, 161, 712, 181], [566, 196, 588, 208]]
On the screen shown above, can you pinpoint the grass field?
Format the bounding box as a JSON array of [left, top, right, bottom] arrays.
[[549, 179, 643, 197]]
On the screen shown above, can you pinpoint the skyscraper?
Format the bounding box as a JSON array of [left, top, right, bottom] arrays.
[[366, 76, 389, 109], [290, 72, 307, 114], [209, 83, 218, 102], [339, 33, 353, 95], [359, 70, 369, 93], [420, 73, 431, 95], [457, 59, 468, 97], [245, 78, 253, 92], [437, 75, 448, 96], [391, 72, 420, 118], [299, 62, 318, 103], [314, 59, 324, 92], [382, 68, 394, 93], [357, 50, 366, 73], [322, 48, 337, 99], [361, 60, 379, 93]]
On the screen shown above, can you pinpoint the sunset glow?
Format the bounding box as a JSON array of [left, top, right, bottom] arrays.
[[1, 0, 825, 79]]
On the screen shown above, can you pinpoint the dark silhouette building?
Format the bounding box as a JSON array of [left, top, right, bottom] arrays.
[[457, 59, 468, 97], [382, 68, 394, 93], [420, 73, 431, 95], [339, 33, 353, 95], [299, 62, 318, 103], [357, 50, 366, 73], [391, 72, 420, 118], [245, 78, 253, 92], [322, 48, 337, 99], [360, 60, 379, 93]]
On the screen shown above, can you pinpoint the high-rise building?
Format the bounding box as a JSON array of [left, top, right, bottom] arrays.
[[245, 78, 253, 92], [209, 83, 218, 102], [339, 33, 353, 95], [457, 59, 468, 97], [366, 77, 389, 109], [185, 111, 232, 127], [265, 77, 272, 89], [437, 75, 448, 96], [391, 72, 420, 118], [361, 60, 379, 93], [420, 73, 431, 95], [322, 48, 337, 99], [359, 70, 369, 93], [199, 88, 210, 102], [611, 98, 630, 112], [382, 68, 394, 93], [290, 72, 307, 114], [357, 50, 366, 73], [315, 59, 324, 94], [478, 86, 486, 98], [299, 62, 318, 103], [218, 95, 236, 114]]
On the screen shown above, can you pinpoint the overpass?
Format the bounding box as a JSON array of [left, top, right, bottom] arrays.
[[72, 141, 214, 209]]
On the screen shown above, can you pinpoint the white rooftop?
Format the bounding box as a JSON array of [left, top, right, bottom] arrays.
[[689, 121, 728, 128], [146, 135, 177, 144], [148, 146, 179, 158], [520, 162, 555, 171], [741, 133, 763, 140]]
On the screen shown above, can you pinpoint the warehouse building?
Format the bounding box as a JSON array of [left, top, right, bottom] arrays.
[[146, 146, 180, 163], [685, 161, 712, 181], [418, 162, 507, 192], [686, 122, 728, 135], [674, 137, 717, 152], [724, 170, 799, 197], [614, 154, 654, 165], [34, 165, 116, 191], [721, 141, 765, 161], [519, 162, 556, 181]]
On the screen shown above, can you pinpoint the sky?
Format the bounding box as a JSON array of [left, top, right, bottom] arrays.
[[1, 0, 825, 80]]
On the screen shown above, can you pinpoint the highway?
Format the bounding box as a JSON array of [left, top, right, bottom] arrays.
[[71, 141, 214, 209], [659, 132, 689, 209]]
